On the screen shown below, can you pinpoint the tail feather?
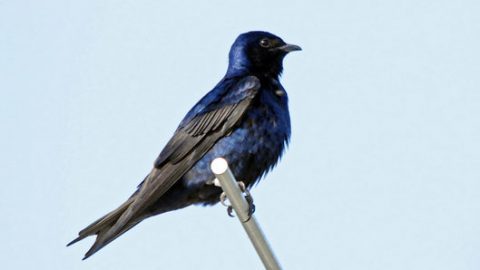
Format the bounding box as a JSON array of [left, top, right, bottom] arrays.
[[67, 197, 143, 258], [81, 199, 133, 236], [82, 218, 143, 260]]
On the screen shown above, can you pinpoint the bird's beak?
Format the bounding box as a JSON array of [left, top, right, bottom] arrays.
[[277, 43, 302, 53]]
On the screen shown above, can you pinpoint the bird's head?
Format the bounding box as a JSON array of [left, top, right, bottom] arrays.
[[226, 31, 301, 78]]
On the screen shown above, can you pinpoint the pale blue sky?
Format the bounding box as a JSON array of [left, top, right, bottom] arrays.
[[1, 0, 479, 269]]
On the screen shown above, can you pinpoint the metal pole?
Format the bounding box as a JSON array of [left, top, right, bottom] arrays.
[[211, 158, 282, 270]]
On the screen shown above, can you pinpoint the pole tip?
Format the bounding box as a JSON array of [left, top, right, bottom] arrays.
[[211, 157, 229, 175]]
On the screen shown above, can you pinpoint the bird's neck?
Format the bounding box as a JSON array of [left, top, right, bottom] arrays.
[[225, 67, 281, 82], [226, 53, 283, 79]]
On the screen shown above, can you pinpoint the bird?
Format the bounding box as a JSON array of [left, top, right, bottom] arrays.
[[68, 31, 301, 260]]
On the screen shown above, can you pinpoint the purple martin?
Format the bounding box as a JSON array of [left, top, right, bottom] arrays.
[[68, 31, 301, 259]]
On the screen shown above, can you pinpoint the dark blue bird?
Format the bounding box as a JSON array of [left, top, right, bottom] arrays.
[[68, 31, 301, 259]]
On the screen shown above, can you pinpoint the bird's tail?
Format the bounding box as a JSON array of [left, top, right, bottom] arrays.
[[67, 197, 146, 260]]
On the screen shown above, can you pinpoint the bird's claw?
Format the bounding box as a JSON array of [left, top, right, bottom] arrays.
[[220, 192, 229, 207], [219, 181, 255, 222], [237, 181, 246, 192], [244, 192, 255, 221], [227, 206, 234, 217], [220, 192, 235, 217]]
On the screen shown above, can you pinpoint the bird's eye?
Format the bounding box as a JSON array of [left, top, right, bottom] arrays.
[[259, 38, 271, 48]]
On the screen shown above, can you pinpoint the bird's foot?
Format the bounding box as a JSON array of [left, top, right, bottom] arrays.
[[237, 181, 255, 221], [219, 181, 255, 222]]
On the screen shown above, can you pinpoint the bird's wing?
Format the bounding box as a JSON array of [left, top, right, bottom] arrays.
[[127, 75, 260, 218], [75, 76, 260, 258], [153, 102, 245, 166], [154, 76, 259, 167]]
